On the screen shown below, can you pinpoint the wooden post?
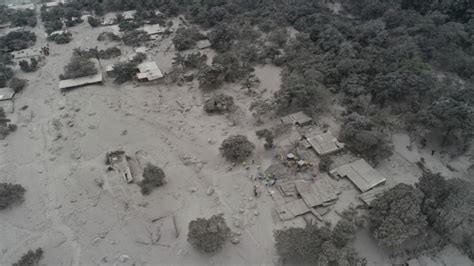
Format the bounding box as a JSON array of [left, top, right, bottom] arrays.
[[172, 215, 179, 238]]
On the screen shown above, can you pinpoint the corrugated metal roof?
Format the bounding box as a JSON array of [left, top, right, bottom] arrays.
[[59, 72, 103, 90], [136, 61, 163, 81], [330, 159, 386, 192]]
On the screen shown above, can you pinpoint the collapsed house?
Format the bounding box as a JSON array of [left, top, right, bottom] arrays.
[[136, 61, 163, 81], [330, 159, 386, 192], [106, 150, 133, 183], [272, 174, 340, 221], [106, 150, 156, 184], [10, 47, 44, 63], [280, 111, 312, 126], [303, 130, 345, 156]]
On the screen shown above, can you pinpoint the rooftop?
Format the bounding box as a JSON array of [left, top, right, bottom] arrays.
[[330, 159, 386, 192], [0, 87, 15, 101], [281, 111, 312, 126], [8, 3, 35, 10], [196, 39, 211, 49], [143, 24, 165, 35], [59, 72, 103, 91], [122, 10, 136, 20], [304, 131, 345, 156], [136, 61, 163, 81]]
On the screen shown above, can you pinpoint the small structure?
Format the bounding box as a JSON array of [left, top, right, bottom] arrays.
[[136, 61, 163, 81], [122, 10, 136, 20], [49, 28, 68, 38], [8, 3, 35, 10], [105, 64, 114, 75], [143, 24, 164, 39], [106, 150, 133, 183], [10, 47, 44, 63], [0, 87, 15, 101], [304, 131, 345, 156], [330, 159, 386, 192], [281, 111, 312, 126], [59, 72, 103, 91], [135, 46, 147, 54], [196, 39, 211, 49], [42, 0, 65, 9]]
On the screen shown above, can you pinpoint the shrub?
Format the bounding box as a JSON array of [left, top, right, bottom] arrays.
[[187, 215, 230, 252], [203, 94, 235, 114], [61, 56, 98, 80], [87, 16, 101, 27], [97, 31, 121, 42], [50, 33, 72, 44], [139, 163, 166, 195], [219, 135, 255, 162], [99, 47, 121, 59], [8, 77, 27, 93], [256, 129, 274, 149], [12, 248, 43, 266], [19, 58, 38, 72], [0, 183, 26, 209], [318, 156, 333, 172]]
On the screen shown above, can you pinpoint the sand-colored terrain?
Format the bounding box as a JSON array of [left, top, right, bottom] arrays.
[[1, 10, 472, 266]]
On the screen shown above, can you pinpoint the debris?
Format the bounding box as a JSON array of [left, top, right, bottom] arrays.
[[206, 186, 214, 196], [119, 255, 129, 263], [121, 130, 128, 136], [230, 235, 240, 244], [188, 187, 197, 193]]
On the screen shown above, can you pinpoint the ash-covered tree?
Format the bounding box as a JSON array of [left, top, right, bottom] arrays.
[[219, 135, 255, 162], [274, 208, 364, 265], [60, 56, 98, 80], [339, 113, 393, 165], [187, 215, 231, 253], [172, 27, 205, 51], [369, 183, 427, 247], [51, 33, 72, 44], [418, 96, 474, 146], [197, 64, 225, 90], [212, 52, 252, 83], [12, 248, 43, 266], [203, 94, 235, 114], [110, 61, 137, 83], [0, 183, 26, 210], [208, 23, 237, 52], [19, 58, 38, 73], [122, 30, 150, 46], [416, 172, 474, 240], [8, 77, 27, 93], [0, 31, 36, 52], [139, 163, 166, 195]]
